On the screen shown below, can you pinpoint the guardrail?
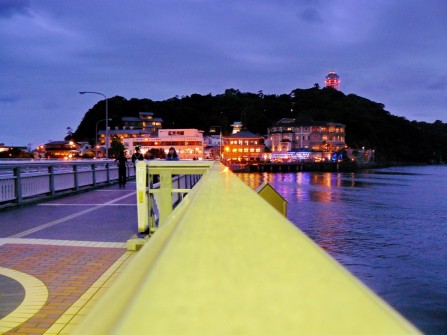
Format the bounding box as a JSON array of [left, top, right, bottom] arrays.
[[74, 161, 422, 335], [135, 160, 213, 235], [0, 160, 135, 207]]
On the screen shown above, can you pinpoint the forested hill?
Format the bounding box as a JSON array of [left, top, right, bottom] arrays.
[[72, 87, 447, 164]]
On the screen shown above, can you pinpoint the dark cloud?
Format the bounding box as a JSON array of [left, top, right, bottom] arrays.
[[426, 76, 447, 90], [0, 0, 30, 18], [0, 0, 447, 146], [299, 7, 323, 23], [0, 94, 19, 103]]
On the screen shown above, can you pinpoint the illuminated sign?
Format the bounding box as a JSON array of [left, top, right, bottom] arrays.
[[168, 131, 184, 136], [292, 152, 311, 159], [271, 151, 312, 160]]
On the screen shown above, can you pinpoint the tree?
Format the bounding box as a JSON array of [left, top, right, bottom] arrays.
[[70, 90, 447, 164], [109, 138, 125, 158]]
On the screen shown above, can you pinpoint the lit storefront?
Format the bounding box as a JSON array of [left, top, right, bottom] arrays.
[[268, 118, 346, 153], [123, 129, 205, 160], [223, 130, 264, 163]]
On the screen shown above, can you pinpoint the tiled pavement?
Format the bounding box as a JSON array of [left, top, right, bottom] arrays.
[[0, 183, 140, 334]]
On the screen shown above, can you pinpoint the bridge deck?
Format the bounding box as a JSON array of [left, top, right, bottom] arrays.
[[0, 182, 138, 334]]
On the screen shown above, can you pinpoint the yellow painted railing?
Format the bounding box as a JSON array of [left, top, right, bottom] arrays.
[[74, 161, 422, 335], [135, 160, 212, 234]]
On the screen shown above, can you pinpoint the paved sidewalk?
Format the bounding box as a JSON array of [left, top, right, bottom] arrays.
[[0, 182, 140, 334]]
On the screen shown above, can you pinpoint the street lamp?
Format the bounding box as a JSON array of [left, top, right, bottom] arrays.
[[209, 126, 222, 161], [79, 91, 109, 159], [95, 118, 112, 158]]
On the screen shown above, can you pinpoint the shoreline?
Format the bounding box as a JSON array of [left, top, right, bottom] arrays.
[[230, 161, 446, 173]]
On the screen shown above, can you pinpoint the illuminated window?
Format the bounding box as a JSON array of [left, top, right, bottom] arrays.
[[244, 148, 249, 152], [255, 149, 260, 152], [238, 148, 243, 152], [250, 148, 254, 152]]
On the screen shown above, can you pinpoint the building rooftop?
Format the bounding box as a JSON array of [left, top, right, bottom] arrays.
[[224, 130, 263, 139]]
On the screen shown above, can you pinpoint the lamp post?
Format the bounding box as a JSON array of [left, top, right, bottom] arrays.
[[79, 91, 109, 159], [209, 126, 222, 161], [95, 118, 112, 158]]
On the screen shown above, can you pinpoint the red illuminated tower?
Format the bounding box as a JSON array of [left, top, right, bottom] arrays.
[[325, 71, 340, 90]]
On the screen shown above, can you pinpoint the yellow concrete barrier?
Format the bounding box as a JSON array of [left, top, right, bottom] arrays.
[[74, 162, 422, 335]]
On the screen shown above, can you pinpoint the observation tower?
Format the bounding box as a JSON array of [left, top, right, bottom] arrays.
[[325, 71, 340, 90]]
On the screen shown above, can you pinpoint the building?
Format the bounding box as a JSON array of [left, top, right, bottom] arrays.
[[123, 128, 205, 160], [0, 144, 29, 158], [37, 141, 80, 159], [325, 71, 340, 90], [222, 130, 264, 163], [203, 135, 221, 160], [230, 121, 243, 134], [98, 112, 163, 148], [268, 118, 346, 153]]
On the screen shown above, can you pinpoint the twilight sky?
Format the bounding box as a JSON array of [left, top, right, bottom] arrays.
[[1, 0, 446, 147]]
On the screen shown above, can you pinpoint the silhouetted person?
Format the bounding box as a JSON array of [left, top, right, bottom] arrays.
[[115, 150, 128, 187], [144, 151, 154, 161], [144, 150, 159, 184]]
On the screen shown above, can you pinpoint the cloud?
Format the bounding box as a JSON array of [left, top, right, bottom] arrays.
[[299, 7, 323, 23], [0, 0, 31, 18], [426, 76, 447, 91], [1, 0, 447, 146]]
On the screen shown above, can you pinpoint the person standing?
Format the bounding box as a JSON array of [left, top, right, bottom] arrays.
[[144, 150, 154, 161], [166, 147, 179, 161], [115, 150, 128, 187], [131, 146, 144, 168]]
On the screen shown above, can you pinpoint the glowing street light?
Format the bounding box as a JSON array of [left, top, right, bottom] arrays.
[[79, 91, 109, 159]]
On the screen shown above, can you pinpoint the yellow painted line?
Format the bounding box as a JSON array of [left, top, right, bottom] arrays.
[[0, 267, 48, 333], [0, 238, 126, 248], [44, 251, 134, 335]]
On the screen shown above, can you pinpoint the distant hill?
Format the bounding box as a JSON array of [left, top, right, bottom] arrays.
[[72, 87, 447, 164]]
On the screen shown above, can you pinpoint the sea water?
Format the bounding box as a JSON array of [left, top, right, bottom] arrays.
[[237, 165, 447, 335]]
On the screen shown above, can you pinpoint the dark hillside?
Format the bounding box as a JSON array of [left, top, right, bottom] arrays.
[[72, 87, 447, 164]]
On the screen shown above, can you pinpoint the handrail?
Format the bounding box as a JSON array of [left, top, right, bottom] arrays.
[[73, 162, 422, 335], [0, 160, 133, 207]]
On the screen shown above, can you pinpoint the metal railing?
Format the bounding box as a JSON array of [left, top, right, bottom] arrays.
[[0, 160, 135, 206], [73, 161, 422, 335]]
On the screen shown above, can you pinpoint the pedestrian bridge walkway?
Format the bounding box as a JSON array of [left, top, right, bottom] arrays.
[[0, 161, 423, 334]]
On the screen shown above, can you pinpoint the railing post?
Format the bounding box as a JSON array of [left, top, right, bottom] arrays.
[[92, 164, 97, 186], [106, 163, 111, 184], [73, 165, 79, 191], [159, 170, 173, 225], [48, 166, 55, 196], [136, 161, 149, 233], [14, 167, 23, 204]]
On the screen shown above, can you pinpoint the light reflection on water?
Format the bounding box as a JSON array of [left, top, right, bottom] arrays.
[[237, 166, 447, 335]]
